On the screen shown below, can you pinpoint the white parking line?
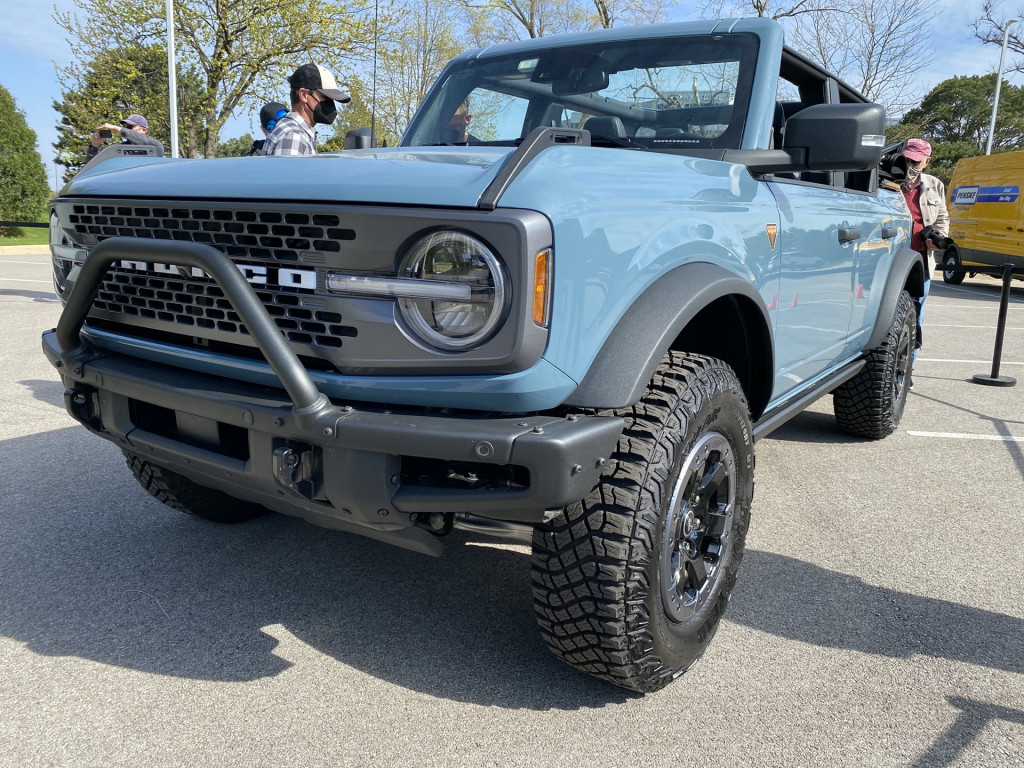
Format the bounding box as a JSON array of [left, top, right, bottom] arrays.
[[908, 431, 1024, 442], [0, 277, 51, 284], [925, 325, 1024, 331], [917, 357, 1024, 366], [0, 260, 51, 266], [930, 303, 1024, 308], [935, 284, 1024, 303]]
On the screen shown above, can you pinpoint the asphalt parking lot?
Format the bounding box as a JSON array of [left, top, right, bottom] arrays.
[[1, 247, 1022, 768]]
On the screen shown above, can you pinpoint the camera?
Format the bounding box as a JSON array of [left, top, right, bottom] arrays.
[[98, 129, 112, 139], [921, 225, 953, 251]]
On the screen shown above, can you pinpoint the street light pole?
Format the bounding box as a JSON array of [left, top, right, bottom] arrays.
[[166, 0, 180, 158], [986, 18, 1020, 155]]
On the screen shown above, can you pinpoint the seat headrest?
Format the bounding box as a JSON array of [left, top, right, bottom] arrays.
[[584, 116, 627, 139]]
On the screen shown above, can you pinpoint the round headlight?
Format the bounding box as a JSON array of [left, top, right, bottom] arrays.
[[397, 230, 509, 350]]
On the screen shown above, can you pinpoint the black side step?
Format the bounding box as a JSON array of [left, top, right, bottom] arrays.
[[752, 359, 865, 441]]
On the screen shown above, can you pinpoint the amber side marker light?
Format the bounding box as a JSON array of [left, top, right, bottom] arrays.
[[533, 249, 551, 327]]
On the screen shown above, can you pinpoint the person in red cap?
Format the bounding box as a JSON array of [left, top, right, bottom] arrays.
[[899, 137, 949, 354], [86, 113, 165, 163], [264, 63, 351, 156]]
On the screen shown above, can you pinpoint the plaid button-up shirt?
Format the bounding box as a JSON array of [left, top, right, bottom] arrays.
[[263, 112, 317, 156]]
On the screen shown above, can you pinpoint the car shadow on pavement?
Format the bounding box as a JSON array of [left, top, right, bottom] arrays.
[[19, 379, 66, 408], [757, 408, 866, 445], [6, 424, 1019, 708], [730, 549, 1024, 675], [0, 427, 634, 710]]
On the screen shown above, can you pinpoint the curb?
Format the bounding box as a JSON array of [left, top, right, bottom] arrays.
[[0, 245, 50, 256]]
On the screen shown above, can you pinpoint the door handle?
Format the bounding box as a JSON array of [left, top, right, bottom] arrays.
[[881, 227, 898, 239], [838, 227, 861, 243]]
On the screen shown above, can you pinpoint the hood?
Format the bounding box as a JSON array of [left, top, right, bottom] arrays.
[[62, 147, 514, 208]]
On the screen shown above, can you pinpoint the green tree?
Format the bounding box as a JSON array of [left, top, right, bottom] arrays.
[[216, 134, 257, 157], [926, 141, 981, 187], [887, 74, 1024, 185], [0, 84, 50, 238], [373, 0, 464, 143], [53, 43, 207, 176], [899, 74, 1024, 151], [320, 90, 378, 150], [322, 0, 465, 149], [55, 0, 383, 159]]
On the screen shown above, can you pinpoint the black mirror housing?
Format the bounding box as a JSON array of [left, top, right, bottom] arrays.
[[784, 103, 886, 171], [344, 127, 374, 150]]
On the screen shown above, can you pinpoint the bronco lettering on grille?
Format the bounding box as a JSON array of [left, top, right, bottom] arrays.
[[118, 260, 317, 291]]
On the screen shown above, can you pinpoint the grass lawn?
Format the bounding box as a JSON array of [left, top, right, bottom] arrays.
[[0, 225, 49, 248]]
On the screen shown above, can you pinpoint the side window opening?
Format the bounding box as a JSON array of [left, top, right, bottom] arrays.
[[772, 54, 837, 188]]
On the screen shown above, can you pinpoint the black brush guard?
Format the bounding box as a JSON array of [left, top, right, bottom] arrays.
[[43, 237, 623, 554]]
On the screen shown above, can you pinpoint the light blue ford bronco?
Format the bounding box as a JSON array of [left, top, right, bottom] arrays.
[[44, 17, 924, 692]]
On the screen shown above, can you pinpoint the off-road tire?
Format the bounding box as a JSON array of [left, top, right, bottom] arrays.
[[832, 290, 915, 439], [531, 352, 754, 693], [942, 246, 966, 285], [124, 451, 270, 524]]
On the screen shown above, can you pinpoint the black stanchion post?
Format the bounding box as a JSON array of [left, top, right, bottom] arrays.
[[973, 263, 1017, 387]]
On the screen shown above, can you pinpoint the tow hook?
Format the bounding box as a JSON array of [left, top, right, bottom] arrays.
[[411, 512, 454, 536], [64, 385, 101, 430], [272, 443, 320, 500]]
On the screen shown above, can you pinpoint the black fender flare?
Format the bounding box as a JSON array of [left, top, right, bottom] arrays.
[[865, 246, 924, 351], [563, 262, 773, 415]]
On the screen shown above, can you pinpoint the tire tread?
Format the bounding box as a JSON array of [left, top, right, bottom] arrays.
[[124, 451, 269, 524], [532, 352, 750, 692]]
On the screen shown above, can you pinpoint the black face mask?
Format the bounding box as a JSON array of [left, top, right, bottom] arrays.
[[310, 94, 337, 126]]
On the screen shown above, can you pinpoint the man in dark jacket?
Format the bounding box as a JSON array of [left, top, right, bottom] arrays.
[[86, 114, 165, 162]]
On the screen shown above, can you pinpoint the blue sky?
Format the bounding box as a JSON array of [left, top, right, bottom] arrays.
[[0, 0, 1006, 188]]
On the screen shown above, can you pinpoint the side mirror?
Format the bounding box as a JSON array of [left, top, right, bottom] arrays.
[[784, 103, 886, 171], [344, 127, 374, 150]]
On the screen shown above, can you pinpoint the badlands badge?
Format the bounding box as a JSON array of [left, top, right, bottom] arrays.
[[766, 223, 778, 249]]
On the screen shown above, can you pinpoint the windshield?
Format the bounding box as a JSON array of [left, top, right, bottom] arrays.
[[402, 33, 758, 151]]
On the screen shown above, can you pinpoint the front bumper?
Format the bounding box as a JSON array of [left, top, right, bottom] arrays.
[[43, 238, 622, 554]]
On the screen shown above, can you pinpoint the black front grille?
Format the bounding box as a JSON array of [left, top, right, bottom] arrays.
[[68, 203, 355, 264], [65, 202, 362, 363], [93, 269, 356, 349]]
